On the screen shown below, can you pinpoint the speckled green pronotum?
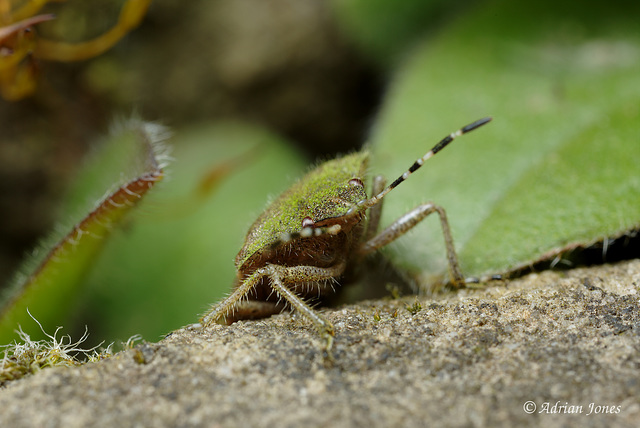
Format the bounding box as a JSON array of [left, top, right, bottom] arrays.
[[201, 118, 491, 350]]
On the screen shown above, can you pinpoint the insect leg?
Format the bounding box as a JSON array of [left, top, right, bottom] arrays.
[[200, 268, 268, 326], [358, 203, 465, 287], [266, 261, 347, 352], [363, 175, 386, 241]]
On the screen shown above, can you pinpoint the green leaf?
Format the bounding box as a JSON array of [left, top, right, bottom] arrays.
[[368, 0, 640, 286], [0, 119, 169, 343], [461, 103, 640, 275]]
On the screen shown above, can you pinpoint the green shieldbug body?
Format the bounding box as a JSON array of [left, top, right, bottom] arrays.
[[201, 117, 492, 350]]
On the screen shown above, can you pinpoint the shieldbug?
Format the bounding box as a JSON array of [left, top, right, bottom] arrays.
[[201, 117, 492, 350]]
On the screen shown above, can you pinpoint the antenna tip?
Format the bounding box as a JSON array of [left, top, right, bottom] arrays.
[[461, 117, 492, 133]]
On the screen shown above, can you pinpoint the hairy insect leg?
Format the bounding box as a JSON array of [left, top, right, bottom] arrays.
[[200, 269, 267, 327], [358, 203, 465, 287], [363, 175, 386, 241], [267, 264, 341, 352], [202, 262, 345, 351]]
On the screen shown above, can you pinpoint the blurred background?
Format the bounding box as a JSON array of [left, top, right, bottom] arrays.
[[0, 0, 383, 281], [1, 0, 638, 346]]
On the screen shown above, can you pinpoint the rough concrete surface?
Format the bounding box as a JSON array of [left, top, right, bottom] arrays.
[[0, 260, 639, 428]]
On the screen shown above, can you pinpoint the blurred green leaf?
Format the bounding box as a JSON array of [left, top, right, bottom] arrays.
[[368, 0, 640, 286], [0, 119, 169, 343], [79, 122, 308, 342], [331, 0, 451, 67]]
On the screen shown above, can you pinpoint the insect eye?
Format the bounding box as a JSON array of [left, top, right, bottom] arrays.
[[302, 216, 315, 228], [348, 178, 364, 187]]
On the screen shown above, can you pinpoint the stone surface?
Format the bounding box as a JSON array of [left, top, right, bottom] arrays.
[[0, 260, 639, 427]]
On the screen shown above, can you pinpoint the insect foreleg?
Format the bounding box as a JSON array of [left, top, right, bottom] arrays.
[[358, 203, 465, 287], [200, 268, 268, 326], [266, 261, 347, 352]]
